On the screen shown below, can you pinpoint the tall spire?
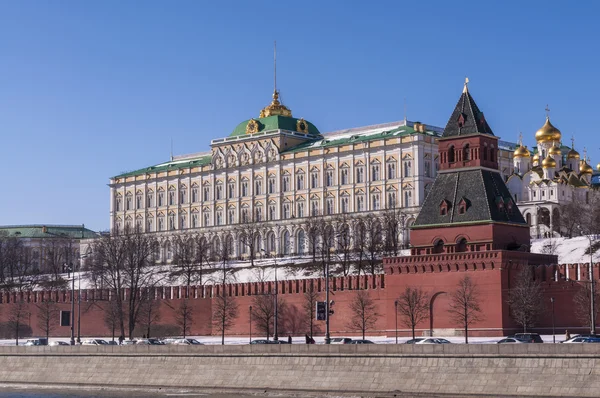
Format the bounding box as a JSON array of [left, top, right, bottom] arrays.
[[442, 79, 494, 138], [571, 135, 575, 148], [518, 131, 523, 146], [259, 41, 292, 118]]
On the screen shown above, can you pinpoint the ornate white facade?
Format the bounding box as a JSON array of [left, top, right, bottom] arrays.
[[109, 90, 519, 259]]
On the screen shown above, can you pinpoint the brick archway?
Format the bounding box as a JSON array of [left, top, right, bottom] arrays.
[[429, 291, 448, 336]]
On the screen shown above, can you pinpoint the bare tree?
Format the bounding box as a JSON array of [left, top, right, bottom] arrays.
[[573, 282, 600, 330], [0, 237, 38, 345], [302, 281, 321, 339], [36, 299, 59, 341], [236, 216, 262, 266], [347, 290, 380, 339], [305, 212, 322, 262], [447, 276, 483, 343], [88, 229, 164, 339], [212, 236, 238, 345], [251, 293, 286, 340], [558, 201, 584, 238], [396, 286, 429, 340], [39, 238, 71, 291], [383, 207, 403, 256], [175, 299, 193, 338], [138, 288, 161, 339], [354, 220, 368, 276], [507, 266, 545, 333], [334, 215, 353, 276], [170, 234, 211, 294]]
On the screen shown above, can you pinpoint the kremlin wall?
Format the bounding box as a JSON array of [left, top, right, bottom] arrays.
[[0, 260, 596, 340]]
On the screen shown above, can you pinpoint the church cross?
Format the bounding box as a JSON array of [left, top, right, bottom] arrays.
[[545, 104, 550, 118]]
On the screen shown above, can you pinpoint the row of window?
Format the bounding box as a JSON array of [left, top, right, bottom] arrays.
[[114, 161, 431, 211], [115, 191, 414, 233]]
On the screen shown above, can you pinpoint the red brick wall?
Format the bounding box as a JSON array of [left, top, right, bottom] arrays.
[[0, 264, 596, 340]]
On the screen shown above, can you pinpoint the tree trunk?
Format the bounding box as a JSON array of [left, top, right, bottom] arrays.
[[412, 326, 416, 340]]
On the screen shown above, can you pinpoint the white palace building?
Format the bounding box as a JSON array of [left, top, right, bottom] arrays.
[[108, 83, 598, 258]]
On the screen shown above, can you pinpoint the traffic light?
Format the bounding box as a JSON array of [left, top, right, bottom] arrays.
[[316, 301, 326, 321]]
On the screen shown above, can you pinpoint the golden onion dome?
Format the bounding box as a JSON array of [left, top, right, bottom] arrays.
[[548, 144, 562, 156], [513, 145, 531, 158], [542, 155, 556, 169], [597, 162, 600, 171], [535, 117, 562, 143], [532, 153, 540, 163], [580, 160, 593, 175], [567, 148, 580, 159]]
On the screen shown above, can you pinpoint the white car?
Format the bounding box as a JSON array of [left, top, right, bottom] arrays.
[[82, 339, 109, 345], [562, 336, 593, 343], [415, 338, 451, 344], [172, 338, 203, 345], [497, 337, 527, 344], [49, 341, 70, 346]]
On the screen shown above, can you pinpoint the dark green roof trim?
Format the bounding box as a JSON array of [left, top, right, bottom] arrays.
[[0, 225, 98, 239], [410, 220, 530, 230], [113, 155, 212, 179], [230, 115, 320, 137], [281, 124, 439, 154]]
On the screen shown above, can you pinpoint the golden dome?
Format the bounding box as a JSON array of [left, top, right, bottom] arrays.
[[548, 144, 561, 156], [513, 145, 531, 158], [580, 160, 593, 175], [542, 155, 556, 169], [597, 163, 600, 171], [535, 117, 562, 143], [567, 148, 580, 159], [532, 153, 540, 163], [259, 90, 292, 118]]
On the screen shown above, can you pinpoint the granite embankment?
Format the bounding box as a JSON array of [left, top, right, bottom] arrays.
[[0, 344, 598, 397]]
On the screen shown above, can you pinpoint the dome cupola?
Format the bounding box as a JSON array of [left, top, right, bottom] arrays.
[[567, 148, 580, 159], [542, 155, 556, 169], [535, 117, 562, 143], [548, 142, 562, 156], [580, 160, 593, 175]]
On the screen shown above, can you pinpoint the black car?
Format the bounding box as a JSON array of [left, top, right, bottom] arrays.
[[250, 339, 289, 344], [509, 333, 543, 343]]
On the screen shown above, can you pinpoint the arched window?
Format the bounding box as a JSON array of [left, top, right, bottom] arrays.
[[448, 146, 455, 163], [297, 229, 306, 254], [282, 230, 291, 255], [432, 239, 444, 254], [463, 144, 470, 161], [456, 238, 467, 253]]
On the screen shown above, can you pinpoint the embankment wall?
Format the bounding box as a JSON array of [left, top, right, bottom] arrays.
[[0, 345, 599, 397]]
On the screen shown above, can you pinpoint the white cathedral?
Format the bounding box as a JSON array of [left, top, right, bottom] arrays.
[[506, 115, 598, 238]]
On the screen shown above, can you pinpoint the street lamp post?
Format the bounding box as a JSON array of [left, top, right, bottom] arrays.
[[550, 297, 556, 343], [579, 228, 596, 335], [249, 305, 253, 344], [261, 248, 278, 341], [77, 254, 87, 344], [325, 259, 331, 344], [67, 263, 75, 346], [394, 300, 398, 344], [535, 205, 541, 239]]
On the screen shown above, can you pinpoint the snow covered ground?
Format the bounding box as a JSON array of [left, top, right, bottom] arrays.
[[64, 236, 598, 289]]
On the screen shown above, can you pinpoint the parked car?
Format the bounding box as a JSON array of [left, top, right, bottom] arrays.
[[24, 338, 48, 346], [82, 339, 109, 346], [49, 341, 70, 346], [136, 339, 165, 345], [172, 338, 203, 345], [510, 333, 543, 343], [415, 338, 451, 344], [160, 338, 177, 345], [583, 338, 600, 343], [121, 340, 137, 345], [349, 340, 375, 344], [405, 338, 425, 344], [562, 334, 600, 343], [105, 340, 118, 345], [250, 339, 288, 344], [497, 337, 527, 344], [330, 338, 353, 344]]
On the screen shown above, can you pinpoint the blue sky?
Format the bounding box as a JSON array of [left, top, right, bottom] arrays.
[[1, 1, 599, 232]]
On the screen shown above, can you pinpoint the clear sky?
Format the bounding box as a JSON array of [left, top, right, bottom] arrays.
[[1, 0, 599, 232]]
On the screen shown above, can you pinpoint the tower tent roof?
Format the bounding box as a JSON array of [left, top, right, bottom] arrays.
[[441, 83, 494, 139], [413, 169, 526, 228]]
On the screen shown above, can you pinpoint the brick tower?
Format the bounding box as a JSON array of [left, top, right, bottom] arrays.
[[384, 80, 557, 336]]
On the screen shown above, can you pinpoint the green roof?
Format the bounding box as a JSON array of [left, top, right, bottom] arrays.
[[113, 155, 212, 179], [0, 225, 98, 239], [230, 115, 320, 137], [281, 124, 436, 154]]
